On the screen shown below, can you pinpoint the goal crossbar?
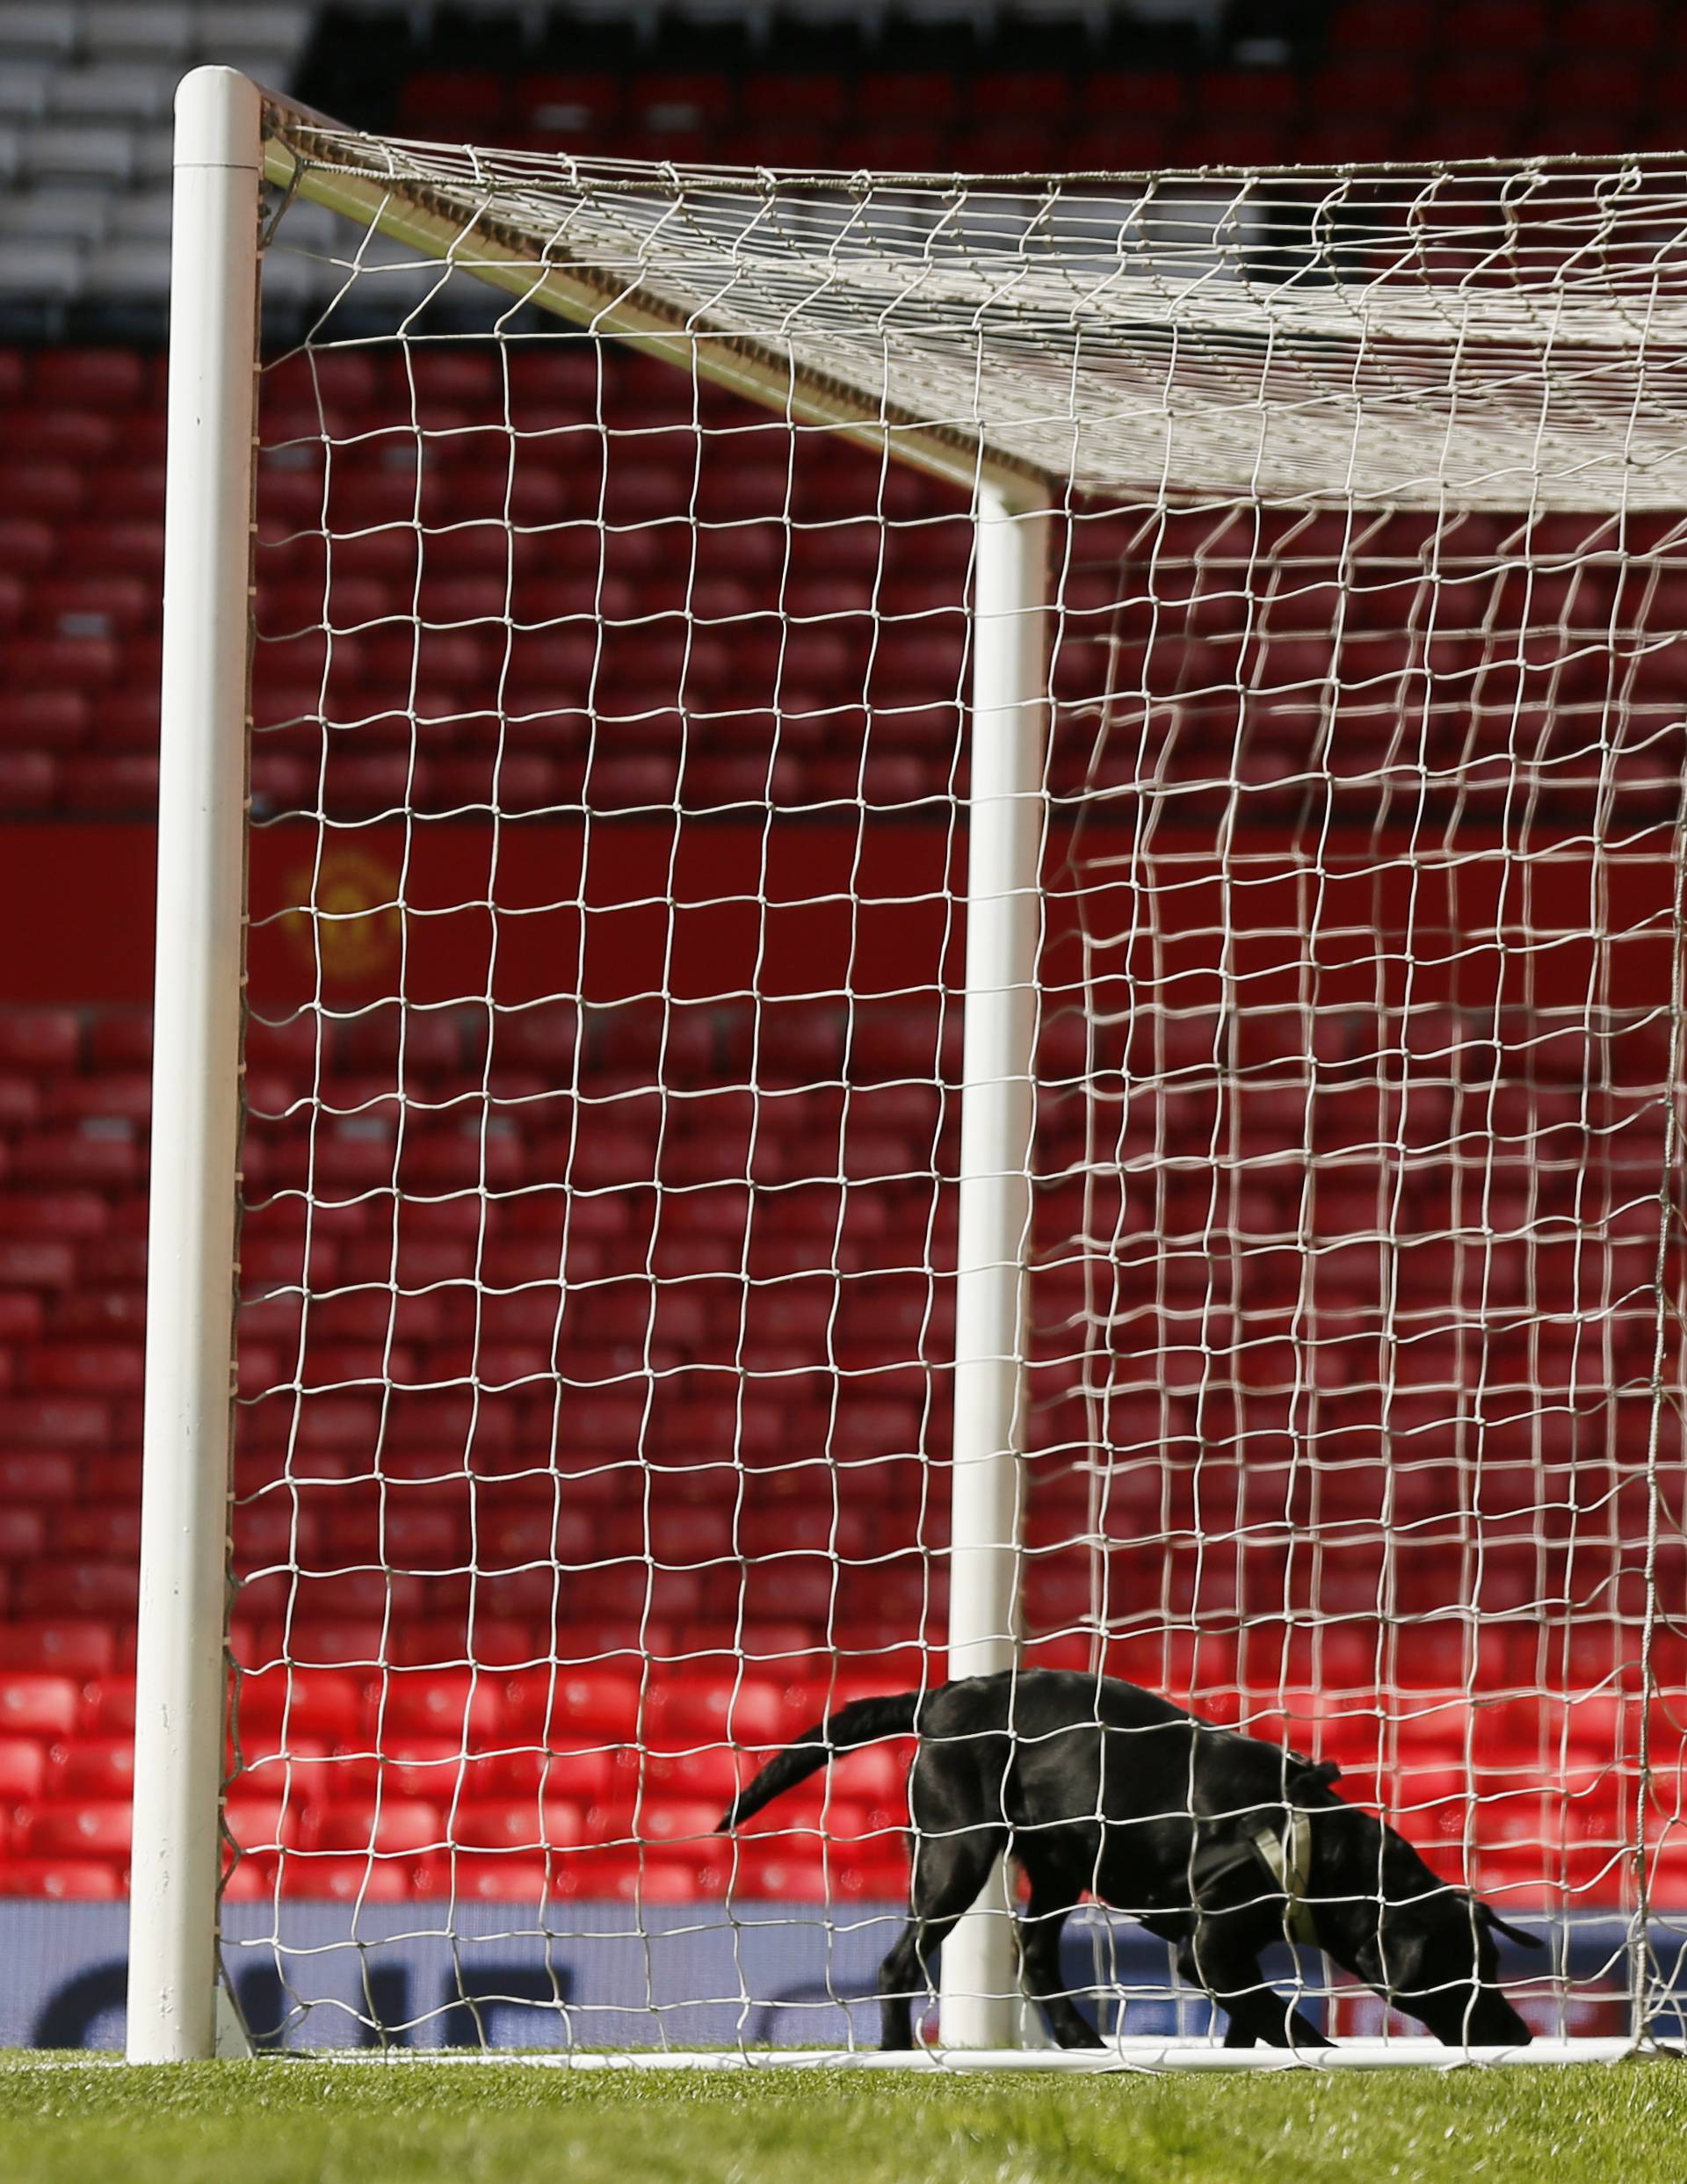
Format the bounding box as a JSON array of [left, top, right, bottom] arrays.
[[258, 93, 1041, 505]]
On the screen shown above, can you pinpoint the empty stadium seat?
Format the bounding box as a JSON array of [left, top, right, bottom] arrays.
[[20, 1796, 131, 1859], [312, 1796, 444, 1857], [0, 1734, 44, 1799], [649, 1676, 787, 1748], [47, 1731, 132, 1797], [730, 1847, 906, 1900], [0, 1672, 79, 1738], [0, 1856, 124, 1898], [234, 1665, 367, 1743], [455, 1794, 587, 1854], [276, 1854, 428, 1902]]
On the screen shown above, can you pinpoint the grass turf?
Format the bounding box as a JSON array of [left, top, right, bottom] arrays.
[[1, 2060, 1685, 2184]]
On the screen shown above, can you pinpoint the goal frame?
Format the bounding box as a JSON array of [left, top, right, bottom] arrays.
[[129, 64, 1046, 2064], [126, 65, 1680, 2069]]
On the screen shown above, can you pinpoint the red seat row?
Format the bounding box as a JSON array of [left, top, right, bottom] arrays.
[[13, 1844, 1683, 1910], [0, 1845, 916, 1905], [5, 1819, 1684, 1909], [391, 49, 1676, 170], [5, 1659, 1679, 1762]]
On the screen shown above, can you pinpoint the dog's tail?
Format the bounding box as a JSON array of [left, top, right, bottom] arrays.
[[717, 1690, 925, 1833]]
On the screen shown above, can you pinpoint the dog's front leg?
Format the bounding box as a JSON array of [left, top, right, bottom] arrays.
[[1177, 1923, 1331, 2052], [1017, 1869, 1104, 2050], [875, 1937, 919, 2050]]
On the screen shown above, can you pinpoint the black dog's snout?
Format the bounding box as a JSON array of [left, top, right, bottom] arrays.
[[1466, 1991, 1533, 2047], [1395, 1967, 1532, 2049]]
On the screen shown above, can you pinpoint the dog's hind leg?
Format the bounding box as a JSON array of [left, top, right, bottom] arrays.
[[1015, 1856, 1104, 2050], [1177, 1916, 1331, 2052], [876, 1821, 1004, 2050]]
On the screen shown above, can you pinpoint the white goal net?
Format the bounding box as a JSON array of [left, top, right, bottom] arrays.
[[132, 69, 1687, 2062]]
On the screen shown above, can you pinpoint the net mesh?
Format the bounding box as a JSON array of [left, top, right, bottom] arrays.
[[217, 122, 1687, 2052], [1032, 499, 1687, 2043], [261, 123, 1687, 506]]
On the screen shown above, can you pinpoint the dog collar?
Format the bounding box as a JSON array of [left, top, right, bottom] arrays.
[[1249, 1812, 1319, 1946]]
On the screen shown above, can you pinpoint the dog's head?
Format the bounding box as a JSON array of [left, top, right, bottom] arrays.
[[1355, 1830, 1541, 2045], [1301, 1781, 1543, 2045]]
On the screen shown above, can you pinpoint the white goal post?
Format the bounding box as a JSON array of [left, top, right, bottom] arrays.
[[127, 62, 1687, 2064]]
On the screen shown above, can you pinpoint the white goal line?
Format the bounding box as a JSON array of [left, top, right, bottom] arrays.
[[300, 2036, 1649, 2072]]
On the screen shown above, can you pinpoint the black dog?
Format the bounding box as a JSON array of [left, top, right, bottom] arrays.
[[720, 1667, 1540, 2050]]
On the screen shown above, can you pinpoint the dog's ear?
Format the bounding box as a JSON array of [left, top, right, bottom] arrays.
[[1475, 1899, 1545, 1949]]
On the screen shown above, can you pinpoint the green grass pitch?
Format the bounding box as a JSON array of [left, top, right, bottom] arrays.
[[3, 2060, 1687, 2184]]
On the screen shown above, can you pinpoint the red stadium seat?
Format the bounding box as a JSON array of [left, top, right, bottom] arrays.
[[234, 1665, 368, 1742], [0, 1070, 44, 1128], [678, 1622, 822, 1677], [379, 1666, 507, 1741], [594, 1796, 720, 1850], [0, 1013, 81, 1070], [0, 1737, 46, 1801], [241, 1619, 389, 1674], [648, 1675, 786, 1750], [40, 351, 147, 408], [0, 1509, 45, 1561], [1566, 0, 1662, 39], [21, 1798, 132, 1859], [513, 69, 623, 136], [455, 1794, 587, 1854], [0, 1674, 80, 1738], [56, 520, 163, 582], [585, 1850, 728, 1902], [400, 71, 507, 135], [836, 1857, 910, 1901], [0, 518, 54, 577], [471, 1738, 619, 1804], [223, 1790, 310, 1858], [60, 754, 160, 814], [728, 1847, 905, 1900], [34, 575, 152, 641], [230, 1737, 337, 1802], [499, 1668, 637, 1738], [25, 1333, 144, 1389], [47, 1733, 133, 1798], [312, 1796, 445, 1856], [0, 753, 56, 810], [394, 1616, 539, 1672], [728, 1850, 832, 1899], [6, 468, 84, 523], [438, 1853, 558, 1901], [15, 1559, 139, 1619], [277, 1854, 427, 1902], [618, 1744, 747, 1804], [83, 1675, 135, 1734], [52, 1506, 141, 1561], [219, 1854, 279, 1901], [325, 1734, 456, 1802], [0, 1858, 125, 1899]]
